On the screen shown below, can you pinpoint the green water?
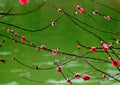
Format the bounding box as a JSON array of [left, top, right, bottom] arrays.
[[0, 0, 120, 85]]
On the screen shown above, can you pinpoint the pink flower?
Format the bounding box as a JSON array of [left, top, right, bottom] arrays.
[[40, 45, 46, 50], [93, 10, 98, 15], [76, 5, 81, 10], [57, 8, 62, 13], [82, 74, 91, 81], [104, 16, 111, 21], [21, 36, 26, 42], [74, 4, 81, 9], [66, 78, 71, 84], [19, 0, 29, 5], [74, 5, 84, 14], [112, 59, 119, 67], [102, 43, 109, 51], [79, 7, 84, 14], [7, 29, 11, 33], [91, 47, 97, 52], [57, 66, 62, 73], [14, 33, 19, 38], [77, 45, 81, 49], [102, 74, 106, 79], [51, 22, 56, 26], [36, 46, 40, 51], [52, 50, 58, 56], [74, 73, 80, 79], [13, 40, 17, 44]]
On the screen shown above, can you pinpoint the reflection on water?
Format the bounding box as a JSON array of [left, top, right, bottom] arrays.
[[19, 72, 31, 77], [47, 79, 120, 85], [11, 69, 26, 73], [112, 83, 120, 85], [107, 70, 119, 75], [0, 1, 5, 7], [0, 82, 18, 85], [39, 61, 53, 65], [47, 79, 92, 85], [32, 61, 82, 67], [65, 62, 81, 68], [0, 52, 11, 55], [13, 49, 19, 52], [32, 61, 53, 66], [43, 53, 51, 57]]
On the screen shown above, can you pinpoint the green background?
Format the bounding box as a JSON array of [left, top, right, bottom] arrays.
[[0, 0, 120, 85]]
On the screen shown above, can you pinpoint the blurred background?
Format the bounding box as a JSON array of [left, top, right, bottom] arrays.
[[0, 0, 120, 85]]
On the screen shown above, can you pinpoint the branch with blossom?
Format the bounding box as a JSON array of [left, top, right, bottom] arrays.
[[1, 0, 120, 85]]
